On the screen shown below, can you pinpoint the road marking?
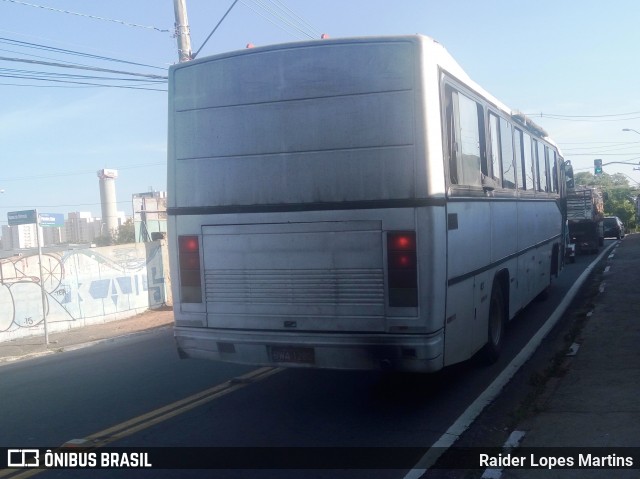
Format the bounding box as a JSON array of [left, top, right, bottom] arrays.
[[480, 430, 526, 479], [0, 366, 282, 479], [566, 342, 580, 356], [402, 242, 617, 479], [85, 366, 282, 447]]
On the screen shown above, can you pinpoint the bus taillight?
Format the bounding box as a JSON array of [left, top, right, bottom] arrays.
[[387, 232, 418, 307], [178, 235, 202, 303]]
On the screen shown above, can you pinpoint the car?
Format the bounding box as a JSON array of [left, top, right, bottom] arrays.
[[603, 216, 625, 239]]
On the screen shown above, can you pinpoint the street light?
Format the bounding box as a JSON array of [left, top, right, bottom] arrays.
[[622, 128, 640, 136]]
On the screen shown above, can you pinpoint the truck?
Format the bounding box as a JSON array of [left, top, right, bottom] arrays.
[[566, 187, 604, 254]]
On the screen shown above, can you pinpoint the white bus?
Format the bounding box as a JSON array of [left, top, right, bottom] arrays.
[[167, 35, 567, 373]]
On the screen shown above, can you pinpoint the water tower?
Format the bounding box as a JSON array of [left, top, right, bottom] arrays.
[[97, 169, 119, 237]]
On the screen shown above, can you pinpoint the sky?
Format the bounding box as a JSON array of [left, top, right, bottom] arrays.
[[1, 0, 640, 231]]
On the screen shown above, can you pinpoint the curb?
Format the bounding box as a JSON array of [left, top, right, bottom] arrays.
[[0, 324, 172, 367]]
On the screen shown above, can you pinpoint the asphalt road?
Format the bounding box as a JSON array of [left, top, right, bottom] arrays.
[[0, 245, 610, 479]]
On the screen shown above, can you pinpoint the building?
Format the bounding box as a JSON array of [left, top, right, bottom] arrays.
[[65, 212, 100, 244], [42, 224, 66, 245], [133, 191, 167, 242], [1, 223, 40, 251]]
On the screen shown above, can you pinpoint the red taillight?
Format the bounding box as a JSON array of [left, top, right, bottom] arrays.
[[180, 236, 199, 252], [178, 235, 202, 303], [388, 233, 416, 251], [387, 232, 418, 307]]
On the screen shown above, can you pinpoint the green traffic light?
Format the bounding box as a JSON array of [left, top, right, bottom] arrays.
[[594, 159, 603, 175]]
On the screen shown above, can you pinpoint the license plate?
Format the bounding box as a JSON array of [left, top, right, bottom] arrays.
[[271, 346, 315, 364]]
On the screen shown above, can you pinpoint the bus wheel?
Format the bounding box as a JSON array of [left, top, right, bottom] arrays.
[[483, 281, 506, 364]]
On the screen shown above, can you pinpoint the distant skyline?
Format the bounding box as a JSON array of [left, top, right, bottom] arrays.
[[2, 0, 640, 229]]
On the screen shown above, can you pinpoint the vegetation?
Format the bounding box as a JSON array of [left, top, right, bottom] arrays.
[[93, 219, 136, 246], [574, 171, 639, 230]]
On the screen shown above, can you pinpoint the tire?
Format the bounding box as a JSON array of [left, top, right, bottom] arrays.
[[482, 281, 506, 364]]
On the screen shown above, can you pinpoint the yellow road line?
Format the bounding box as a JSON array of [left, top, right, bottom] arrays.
[[0, 367, 282, 479]]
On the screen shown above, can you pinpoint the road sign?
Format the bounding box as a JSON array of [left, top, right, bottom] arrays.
[[7, 209, 37, 226], [38, 213, 64, 228], [6, 208, 52, 345]]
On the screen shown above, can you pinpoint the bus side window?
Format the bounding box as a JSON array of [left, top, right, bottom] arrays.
[[444, 86, 459, 184], [543, 145, 551, 192], [550, 149, 558, 193], [499, 117, 516, 189], [514, 128, 525, 190], [455, 92, 483, 187], [536, 141, 549, 192], [488, 113, 503, 187], [445, 85, 489, 188], [522, 132, 535, 191]]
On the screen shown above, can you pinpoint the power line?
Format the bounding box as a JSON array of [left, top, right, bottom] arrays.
[[194, 0, 240, 59], [0, 27, 172, 70], [239, 0, 314, 40], [249, 0, 318, 39], [529, 110, 640, 119], [565, 153, 640, 156], [270, 0, 322, 37], [0, 35, 167, 89], [0, 36, 166, 70], [0, 69, 167, 90], [527, 111, 640, 122], [0, 163, 165, 183], [0, 67, 166, 82], [560, 140, 640, 145], [561, 142, 640, 153], [1, 0, 171, 33], [0, 55, 167, 80], [0, 79, 166, 91]]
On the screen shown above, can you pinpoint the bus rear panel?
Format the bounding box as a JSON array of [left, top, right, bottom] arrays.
[[168, 37, 447, 372]]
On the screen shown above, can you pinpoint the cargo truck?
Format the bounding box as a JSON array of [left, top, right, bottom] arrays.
[[566, 187, 604, 254]]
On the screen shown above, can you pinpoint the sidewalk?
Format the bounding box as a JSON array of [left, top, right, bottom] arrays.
[[0, 308, 174, 365], [501, 233, 640, 478]]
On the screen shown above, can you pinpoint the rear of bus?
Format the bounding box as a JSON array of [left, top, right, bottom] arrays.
[[167, 35, 447, 372]]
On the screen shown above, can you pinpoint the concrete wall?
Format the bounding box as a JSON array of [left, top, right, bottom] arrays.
[[0, 240, 171, 342]]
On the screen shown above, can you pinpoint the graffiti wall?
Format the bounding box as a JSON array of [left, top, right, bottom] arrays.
[[0, 241, 170, 343]]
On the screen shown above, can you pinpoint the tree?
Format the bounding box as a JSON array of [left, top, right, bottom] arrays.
[[114, 218, 135, 244], [574, 172, 638, 230], [574, 171, 631, 189], [94, 219, 135, 246]]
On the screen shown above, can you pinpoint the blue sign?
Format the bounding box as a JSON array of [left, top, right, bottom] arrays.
[[38, 213, 65, 228]]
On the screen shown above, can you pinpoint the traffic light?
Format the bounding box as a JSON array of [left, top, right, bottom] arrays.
[[594, 159, 603, 175]]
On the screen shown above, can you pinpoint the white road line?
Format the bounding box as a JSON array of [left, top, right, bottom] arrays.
[[480, 430, 526, 479], [403, 243, 617, 479], [566, 342, 580, 356]]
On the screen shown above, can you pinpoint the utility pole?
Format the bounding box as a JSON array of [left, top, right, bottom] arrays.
[[173, 0, 192, 62], [35, 210, 49, 345]]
